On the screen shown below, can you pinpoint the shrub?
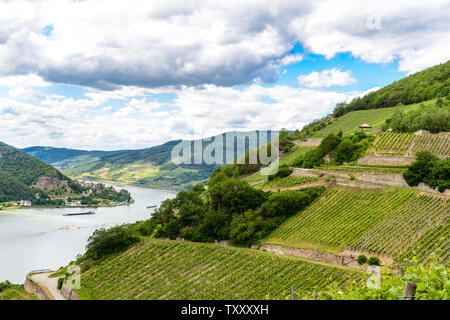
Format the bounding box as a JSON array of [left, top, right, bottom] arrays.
[[404, 151, 449, 192], [368, 256, 381, 266], [357, 255, 368, 265], [268, 165, 293, 181], [57, 277, 64, 290], [0, 281, 13, 292], [85, 225, 140, 260]]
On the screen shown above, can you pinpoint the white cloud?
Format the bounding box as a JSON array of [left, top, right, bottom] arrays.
[[298, 68, 356, 88], [291, 0, 450, 75], [0, 83, 360, 150], [0, 74, 50, 88], [0, 0, 448, 150], [0, 0, 448, 88]]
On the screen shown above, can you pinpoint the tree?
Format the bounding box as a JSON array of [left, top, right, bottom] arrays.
[[357, 255, 368, 265], [403, 151, 439, 187], [335, 139, 357, 164]]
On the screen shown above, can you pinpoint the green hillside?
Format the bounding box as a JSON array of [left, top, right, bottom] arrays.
[[0, 141, 73, 202], [0, 169, 34, 202], [0, 282, 36, 300], [341, 60, 449, 114], [265, 185, 449, 261], [23, 146, 106, 165], [0, 141, 68, 186], [23, 146, 112, 170], [308, 101, 425, 138], [76, 239, 360, 300]]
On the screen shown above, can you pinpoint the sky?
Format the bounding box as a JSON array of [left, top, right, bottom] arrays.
[[0, 0, 449, 150]]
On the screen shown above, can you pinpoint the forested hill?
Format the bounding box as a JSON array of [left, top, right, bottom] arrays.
[[0, 169, 34, 202], [0, 141, 68, 186], [23, 146, 108, 165], [336, 60, 449, 116]]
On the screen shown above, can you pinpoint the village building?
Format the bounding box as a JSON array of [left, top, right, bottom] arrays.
[[19, 200, 32, 206]]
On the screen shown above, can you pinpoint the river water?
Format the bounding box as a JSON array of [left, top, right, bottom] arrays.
[[0, 185, 176, 284]]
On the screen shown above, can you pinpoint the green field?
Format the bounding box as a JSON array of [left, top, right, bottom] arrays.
[[77, 239, 361, 300], [309, 102, 427, 138], [265, 185, 449, 260]]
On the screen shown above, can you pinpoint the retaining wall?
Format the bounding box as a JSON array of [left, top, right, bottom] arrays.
[[294, 138, 322, 147], [24, 275, 53, 300], [358, 155, 413, 165], [60, 283, 80, 300], [260, 244, 363, 269], [318, 170, 450, 196]]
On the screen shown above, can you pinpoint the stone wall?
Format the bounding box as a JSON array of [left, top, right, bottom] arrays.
[[24, 275, 53, 300], [294, 138, 322, 147], [292, 168, 323, 178], [320, 170, 450, 196], [358, 155, 413, 165], [60, 283, 80, 300], [34, 176, 69, 190], [260, 244, 363, 269], [335, 177, 383, 189]]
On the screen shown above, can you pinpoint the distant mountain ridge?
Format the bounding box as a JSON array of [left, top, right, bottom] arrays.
[[24, 131, 278, 190]]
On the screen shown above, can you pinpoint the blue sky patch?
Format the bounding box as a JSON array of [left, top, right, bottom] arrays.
[[42, 24, 54, 37]]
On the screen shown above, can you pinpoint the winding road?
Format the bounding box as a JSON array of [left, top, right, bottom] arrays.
[[30, 272, 66, 300]]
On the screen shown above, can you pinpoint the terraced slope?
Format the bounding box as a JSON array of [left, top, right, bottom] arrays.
[[369, 132, 450, 158], [77, 239, 360, 300], [265, 186, 449, 261]]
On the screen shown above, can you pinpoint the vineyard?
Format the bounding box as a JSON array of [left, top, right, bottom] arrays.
[[369, 132, 450, 158], [77, 239, 361, 300], [265, 185, 450, 261]]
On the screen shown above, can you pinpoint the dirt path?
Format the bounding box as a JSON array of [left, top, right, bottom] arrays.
[[262, 180, 327, 192], [30, 272, 66, 300]]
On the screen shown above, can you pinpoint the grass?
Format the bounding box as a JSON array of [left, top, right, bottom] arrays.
[[243, 146, 315, 184], [78, 239, 361, 300], [255, 176, 320, 189], [310, 101, 430, 138], [0, 285, 37, 300]]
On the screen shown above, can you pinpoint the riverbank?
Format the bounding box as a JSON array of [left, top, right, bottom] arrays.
[[0, 199, 135, 212], [76, 177, 183, 193]]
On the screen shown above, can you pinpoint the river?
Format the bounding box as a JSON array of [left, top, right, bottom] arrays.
[[0, 185, 176, 284]]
